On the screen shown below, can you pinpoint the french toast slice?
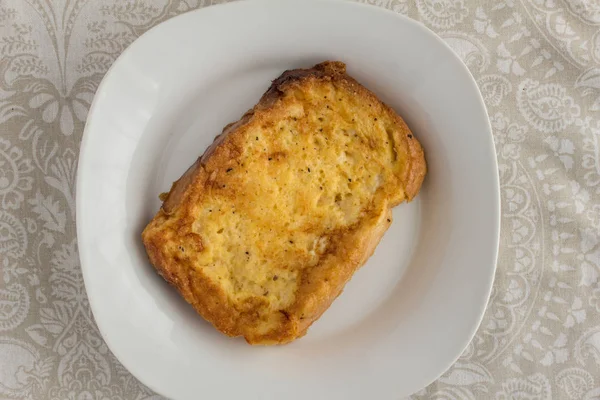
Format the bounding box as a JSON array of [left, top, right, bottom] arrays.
[[142, 61, 426, 344]]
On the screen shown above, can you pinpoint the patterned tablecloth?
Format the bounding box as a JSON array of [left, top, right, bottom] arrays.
[[1, 0, 599, 399]]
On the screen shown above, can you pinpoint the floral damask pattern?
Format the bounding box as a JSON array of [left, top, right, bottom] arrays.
[[0, 0, 598, 399]]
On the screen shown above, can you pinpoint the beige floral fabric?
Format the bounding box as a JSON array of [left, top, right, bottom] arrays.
[[0, 0, 599, 399]]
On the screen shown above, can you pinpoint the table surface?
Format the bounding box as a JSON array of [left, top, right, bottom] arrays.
[[1, 0, 599, 399]]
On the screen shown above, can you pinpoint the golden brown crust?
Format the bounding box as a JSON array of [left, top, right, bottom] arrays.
[[142, 61, 426, 344]]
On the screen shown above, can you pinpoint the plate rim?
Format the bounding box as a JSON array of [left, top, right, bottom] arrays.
[[76, 0, 501, 398]]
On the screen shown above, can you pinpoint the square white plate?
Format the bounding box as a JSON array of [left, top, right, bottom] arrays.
[[76, 1, 500, 399]]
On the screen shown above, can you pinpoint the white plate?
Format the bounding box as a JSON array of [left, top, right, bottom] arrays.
[[76, 1, 500, 399]]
